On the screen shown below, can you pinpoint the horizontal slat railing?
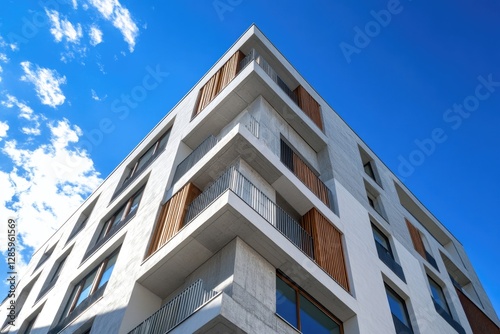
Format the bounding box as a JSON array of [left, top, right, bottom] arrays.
[[128, 279, 219, 334], [184, 166, 314, 258]]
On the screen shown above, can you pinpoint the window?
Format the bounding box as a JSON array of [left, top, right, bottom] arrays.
[[364, 161, 376, 180], [428, 277, 451, 315], [37, 254, 68, 299], [67, 198, 98, 244], [60, 250, 119, 321], [276, 274, 341, 334], [385, 285, 413, 334], [405, 219, 439, 271], [97, 189, 143, 243], [372, 224, 406, 282], [34, 243, 57, 271], [122, 130, 170, 185], [365, 184, 384, 217]]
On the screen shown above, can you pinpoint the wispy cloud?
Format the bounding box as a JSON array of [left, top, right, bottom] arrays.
[[88, 0, 139, 52], [46, 9, 83, 44], [91, 88, 106, 101], [0, 119, 102, 271], [20, 62, 67, 108], [89, 25, 103, 46], [1, 94, 42, 136]]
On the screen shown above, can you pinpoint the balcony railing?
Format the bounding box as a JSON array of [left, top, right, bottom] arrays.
[[172, 135, 219, 184], [128, 279, 219, 334], [239, 49, 323, 130], [184, 166, 314, 258], [375, 242, 406, 283], [433, 299, 466, 334]]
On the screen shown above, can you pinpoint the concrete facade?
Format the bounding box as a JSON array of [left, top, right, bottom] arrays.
[[2, 25, 498, 334]]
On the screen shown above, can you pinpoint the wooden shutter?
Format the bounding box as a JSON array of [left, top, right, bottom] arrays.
[[294, 85, 323, 130], [405, 219, 426, 258], [302, 208, 349, 291], [194, 50, 244, 117], [292, 153, 330, 206], [147, 183, 201, 256]]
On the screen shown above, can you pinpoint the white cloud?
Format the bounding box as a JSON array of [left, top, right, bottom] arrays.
[[20, 62, 67, 108], [90, 89, 107, 101], [0, 53, 8, 63], [46, 9, 83, 44], [1, 94, 42, 136], [0, 121, 8, 140], [0, 119, 102, 272], [72, 0, 78, 9], [88, 0, 139, 52], [89, 25, 103, 46]]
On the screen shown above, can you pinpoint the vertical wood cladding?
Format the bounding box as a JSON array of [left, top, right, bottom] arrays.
[[294, 85, 323, 130], [194, 50, 244, 116], [147, 183, 201, 256], [406, 219, 426, 258], [302, 208, 349, 291], [280, 139, 330, 208], [455, 288, 500, 334]]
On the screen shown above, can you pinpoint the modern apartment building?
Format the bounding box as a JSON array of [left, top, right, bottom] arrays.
[[2, 25, 499, 334]]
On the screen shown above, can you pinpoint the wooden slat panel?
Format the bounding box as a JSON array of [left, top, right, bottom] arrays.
[[302, 208, 349, 291], [294, 85, 323, 130], [194, 50, 244, 117], [292, 151, 330, 206], [405, 219, 426, 258], [147, 183, 201, 256], [455, 287, 500, 334]]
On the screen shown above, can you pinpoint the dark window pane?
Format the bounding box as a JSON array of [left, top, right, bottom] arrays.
[[158, 132, 170, 150], [364, 161, 375, 180], [299, 295, 340, 334], [61, 286, 79, 319], [50, 257, 66, 283], [386, 288, 410, 327], [136, 146, 155, 171], [429, 278, 451, 315], [111, 206, 126, 227], [276, 277, 298, 328], [372, 226, 391, 255]]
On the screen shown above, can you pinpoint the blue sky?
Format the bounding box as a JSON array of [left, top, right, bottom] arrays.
[[0, 0, 499, 315]]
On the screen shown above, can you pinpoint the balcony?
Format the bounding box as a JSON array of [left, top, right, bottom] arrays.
[[375, 242, 406, 283], [128, 279, 220, 334], [184, 51, 326, 153]]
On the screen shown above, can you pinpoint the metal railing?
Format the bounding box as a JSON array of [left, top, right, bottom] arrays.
[[184, 166, 314, 258], [128, 279, 219, 334], [245, 114, 260, 138], [238, 49, 299, 105], [172, 135, 219, 184]]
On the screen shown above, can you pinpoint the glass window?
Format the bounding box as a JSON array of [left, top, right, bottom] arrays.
[[276, 276, 298, 328], [61, 250, 120, 320], [276, 275, 341, 333], [24, 315, 37, 334], [385, 285, 413, 333], [364, 161, 376, 180], [98, 253, 118, 289], [136, 145, 155, 171], [428, 277, 451, 315], [129, 192, 142, 214], [372, 225, 392, 255], [299, 295, 340, 334], [75, 270, 97, 307]]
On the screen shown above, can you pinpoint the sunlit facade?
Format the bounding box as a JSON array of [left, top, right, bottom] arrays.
[[2, 25, 499, 334]]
